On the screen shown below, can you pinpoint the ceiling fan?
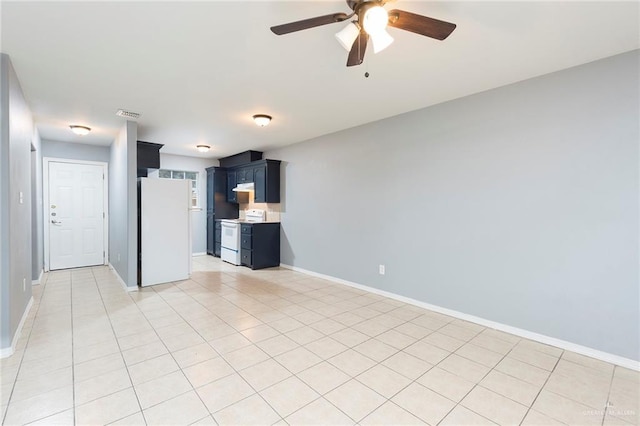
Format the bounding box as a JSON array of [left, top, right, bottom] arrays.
[[270, 0, 457, 67]]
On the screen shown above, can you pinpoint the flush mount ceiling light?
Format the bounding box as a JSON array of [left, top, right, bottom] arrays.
[[69, 125, 91, 136], [196, 145, 211, 153], [253, 114, 272, 127]]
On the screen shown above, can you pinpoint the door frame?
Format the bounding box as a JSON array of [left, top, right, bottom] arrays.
[[43, 158, 109, 272]]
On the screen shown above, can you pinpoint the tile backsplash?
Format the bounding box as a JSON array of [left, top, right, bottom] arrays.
[[239, 191, 281, 222]]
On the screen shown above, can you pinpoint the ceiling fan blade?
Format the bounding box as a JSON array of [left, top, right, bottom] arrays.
[[271, 13, 349, 35], [346, 30, 368, 67], [387, 9, 456, 40]]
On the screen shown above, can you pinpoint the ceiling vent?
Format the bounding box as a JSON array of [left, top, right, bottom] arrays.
[[116, 109, 141, 119]]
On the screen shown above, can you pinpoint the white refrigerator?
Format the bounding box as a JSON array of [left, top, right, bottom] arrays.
[[140, 178, 191, 286]]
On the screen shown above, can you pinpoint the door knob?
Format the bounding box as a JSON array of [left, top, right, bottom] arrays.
[[51, 220, 62, 225]]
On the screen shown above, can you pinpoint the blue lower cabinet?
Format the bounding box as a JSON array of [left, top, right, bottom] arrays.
[[240, 223, 280, 270], [214, 224, 221, 257]]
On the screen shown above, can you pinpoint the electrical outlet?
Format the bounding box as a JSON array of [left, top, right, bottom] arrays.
[[379, 264, 385, 275], [19, 191, 24, 204], [117, 253, 121, 262], [23, 278, 26, 291]]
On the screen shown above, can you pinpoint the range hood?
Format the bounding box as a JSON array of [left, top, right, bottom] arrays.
[[232, 182, 254, 192]]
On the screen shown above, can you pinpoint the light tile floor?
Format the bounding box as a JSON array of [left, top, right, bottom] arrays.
[[1, 256, 638, 425]]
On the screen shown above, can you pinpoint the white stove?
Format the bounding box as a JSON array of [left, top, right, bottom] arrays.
[[220, 209, 265, 265]]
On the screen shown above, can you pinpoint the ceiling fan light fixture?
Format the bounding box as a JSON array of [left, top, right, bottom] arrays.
[[363, 6, 389, 36], [335, 22, 360, 51], [69, 125, 91, 136], [253, 114, 272, 127], [370, 28, 394, 53], [196, 144, 210, 153]]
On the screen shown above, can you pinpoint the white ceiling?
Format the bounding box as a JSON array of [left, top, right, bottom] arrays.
[[1, 1, 638, 158]]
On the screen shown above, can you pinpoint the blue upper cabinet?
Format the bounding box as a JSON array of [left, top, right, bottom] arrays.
[[224, 159, 281, 204], [253, 160, 280, 203], [227, 170, 238, 203], [236, 167, 253, 184]]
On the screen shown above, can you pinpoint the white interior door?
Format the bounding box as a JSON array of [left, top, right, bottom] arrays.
[[48, 161, 105, 270]]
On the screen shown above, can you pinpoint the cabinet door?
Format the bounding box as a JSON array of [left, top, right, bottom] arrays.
[[206, 212, 214, 255], [206, 169, 215, 255], [214, 229, 221, 257], [241, 249, 252, 267], [214, 221, 221, 257], [227, 170, 237, 203], [253, 165, 266, 203], [236, 167, 254, 184], [256, 161, 280, 203], [236, 168, 245, 184], [206, 169, 214, 213]]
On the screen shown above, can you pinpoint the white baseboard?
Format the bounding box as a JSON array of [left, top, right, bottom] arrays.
[[280, 263, 639, 371], [32, 269, 44, 285], [108, 263, 138, 292], [192, 252, 206, 257], [0, 296, 34, 359]]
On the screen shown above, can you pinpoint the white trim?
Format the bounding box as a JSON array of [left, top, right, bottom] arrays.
[[32, 269, 44, 285], [192, 252, 207, 257], [108, 263, 138, 292], [0, 297, 34, 359], [280, 263, 640, 371]]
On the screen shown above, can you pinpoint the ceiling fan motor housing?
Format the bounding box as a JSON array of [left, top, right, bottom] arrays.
[[351, 0, 385, 23], [347, 0, 386, 12]]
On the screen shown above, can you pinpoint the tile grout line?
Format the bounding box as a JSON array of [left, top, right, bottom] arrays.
[[529, 355, 620, 417], [9, 261, 631, 426], [323, 314, 489, 422], [439, 336, 531, 425], [1, 273, 48, 425], [185, 262, 635, 424], [405, 324, 490, 425], [89, 267, 148, 424], [517, 349, 564, 425], [147, 278, 294, 423], [601, 365, 616, 426], [266, 303, 455, 423], [152, 273, 396, 423], [2, 273, 85, 425], [187, 270, 498, 423], [70, 271, 76, 425], [129, 282, 230, 421]]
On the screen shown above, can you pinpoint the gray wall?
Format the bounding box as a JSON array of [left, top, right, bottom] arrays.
[[41, 139, 111, 163], [148, 153, 217, 254], [0, 54, 33, 351], [108, 121, 137, 288], [266, 50, 639, 361], [30, 131, 43, 281]]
